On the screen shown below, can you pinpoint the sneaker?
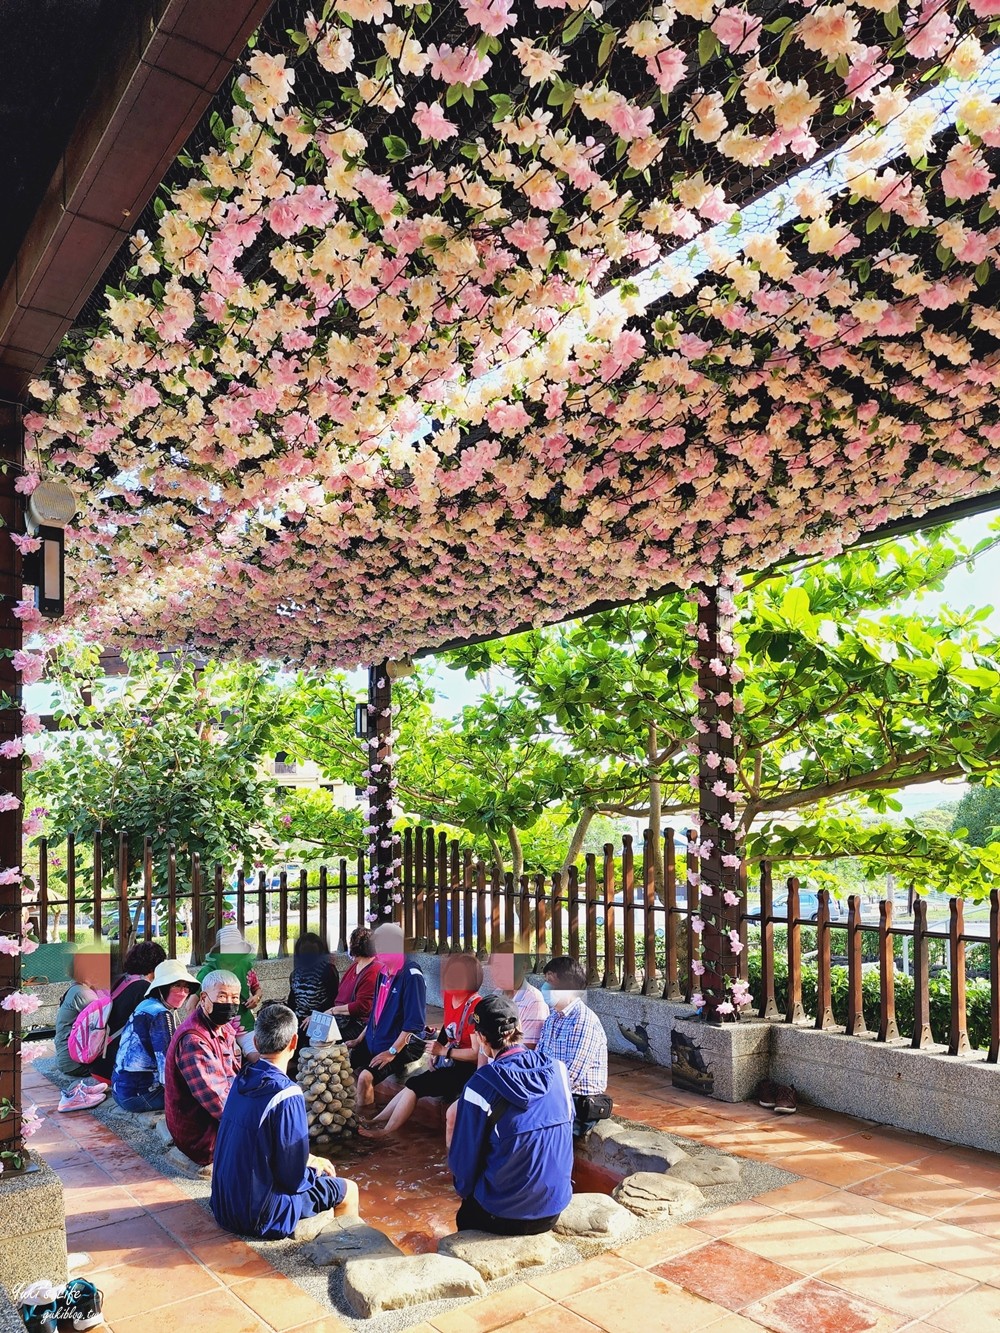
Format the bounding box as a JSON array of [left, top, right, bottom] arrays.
[[773, 1084, 798, 1115], [60, 1278, 105, 1330], [58, 1085, 106, 1114], [19, 1302, 59, 1333], [756, 1079, 778, 1109]]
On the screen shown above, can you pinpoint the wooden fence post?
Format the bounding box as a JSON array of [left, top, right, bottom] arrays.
[[166, 844, 177, 959], [759, 863, 779, 1020], [663, 830, 680, 1001], [815, 889, 835, 1030], [641, 829, 659, 996], [66, 832, 77, 945], [989, 889, 1000, 1064], [949, 898, 970, 1056], [785, 876, 804, 1023], [602, 845, 618, 989], [877, 899, 899, 1042], [621, 835, 639, 993], [845, 893, 867, 1036], [911, 897, 932, 1049], [257, 868, 268, 960]]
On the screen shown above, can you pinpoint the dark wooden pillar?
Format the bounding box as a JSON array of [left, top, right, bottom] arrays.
[[695, 583, 741, 1024], [0, 402, 24, 1160], [366, 662, 397, 923]]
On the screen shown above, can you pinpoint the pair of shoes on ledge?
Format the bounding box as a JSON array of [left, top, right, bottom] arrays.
[[756, 1080, 797, 1114]]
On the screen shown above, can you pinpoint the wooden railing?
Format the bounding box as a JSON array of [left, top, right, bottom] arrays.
[[28, 825, 1000, 1060]]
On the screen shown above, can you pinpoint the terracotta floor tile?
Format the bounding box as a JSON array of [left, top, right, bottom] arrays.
[[787, 1192, 936, 1243], [63, 1185, 147, 1234], [493, 1305, 604, 1333], [691, 1202, 780, 1239], [908, 1153, 1000, 1195], [924, 1283, 1000, 1331], [703, 1316, 769, 1332], [228, 1273, 334, 1330], [429, 1281, 551, 1332], [743, 1277, 905, 1332], [653, 1240, 799, 1312], [155, 1198, 229, 1245], [88, 1252, 222, 1322], [771, 1149, 891, 1189], [108, 1286, 270, 1333], [880, 1221, 1000, 1280], [726, 1212, 871, 1275], [833, 1134, 929, 1169], [122, 1175, 192, 1208], [613, 1224, 708, 1267], [819, 1248, 976, 1319], [937, 1195, 1000, 1239], [753, 1179, 837, 1210], [187, 1236, 282, 1286], [527, 1254, 637, 1301], [53, 1162, 119, 1190], [563, 1269, 728, 1333], [283, 1320, 352, 1333], [849, 1171, 981, 1219], [66, 1214, 189, 1272]]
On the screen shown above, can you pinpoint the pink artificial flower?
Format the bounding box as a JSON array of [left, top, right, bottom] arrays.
[[20, 714, 42, 735], [691, 915, 705, 934], [711, 780, 728, 797], [1, 991, 41, 1014], [0, 868, 20, 884], [704, 750, 721, 769], [0, 936, 21, 956], [723, 890, 741, 906], [412, 101, 459, 142], [0, 794, 20, 812], [715, 1000, 735, 1016], [691, 960, 706, 977], [941, 143, 994, 202], [0, 740, 23, 759], [9, 533, 41, 555], [690, 992, 705, 1010], [645, 47, 687, 94], [14, 474, 39, 495], [459, 0, 516, 35], [708, 657, 727, 677], [11, 651, 44, 684], [711, 7, 762, 54]]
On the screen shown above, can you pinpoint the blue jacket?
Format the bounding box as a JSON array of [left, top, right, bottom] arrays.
[[365, 962, 426, 1054], [112, 996, 175, 1096], [211, 1059, 318, 1239], [448, 1047, 574, 1221]]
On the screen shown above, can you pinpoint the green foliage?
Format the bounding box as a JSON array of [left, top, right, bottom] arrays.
[[951, 785, 1000, 847], [747, 954, 994, 1051], [275, 788, 366, 863]]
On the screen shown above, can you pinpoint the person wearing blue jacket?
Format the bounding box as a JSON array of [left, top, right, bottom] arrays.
[[448, 993, 574, 1235], [347, 923, 427, 1112], [211, 1002, 359, 1239]]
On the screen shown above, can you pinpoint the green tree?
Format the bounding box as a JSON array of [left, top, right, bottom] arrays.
[[951, 785, 1000, 848]]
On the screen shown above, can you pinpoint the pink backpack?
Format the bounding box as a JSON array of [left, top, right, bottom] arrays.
[[67, 975, 140, 1065]]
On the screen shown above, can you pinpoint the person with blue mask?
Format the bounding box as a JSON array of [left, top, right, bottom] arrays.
[[449, 994, 574, 1235], [536, 956, 612, 1137]]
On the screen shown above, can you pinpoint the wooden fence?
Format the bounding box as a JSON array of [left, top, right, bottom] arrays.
[[28, 826, 1000, 1060]]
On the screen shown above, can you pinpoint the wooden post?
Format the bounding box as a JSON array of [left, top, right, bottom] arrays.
[[215, 863, 226, 944], [503, 870, 515, 950], [475, 859, 487, 959], [567, 864, 581, 963], [845, 893, 867, 1036], [449, 839, 461, 953], [191, 853, 203, 965], [602, 844, 618, 988], [585, 854, 600, 987], [425, 827, 437, 950], [143, 835, 154, 943], [93, 831, 104, 944], [462, 848, 474, 953], [815, 889, 835, 1030], [37, 837, 49, 944], [759, 862, 780, 1020], [785, 876, 805, 1023], [490, 864, 501, 955], [695, 583, 741, 1023], [402, 828, 414, 947], [534, 872, 547, 964], [117, 830, 130, 968], [518, 874, 531, 961], [296, 866, 308, 939], [257, 868, 268, 960], [66, 832, 77, 944], [277, 869, 289, 958], [318, 864, 329, 947], [989, 889, 1000, 1064], [621, 834, 639, 993], [437, 833, 449, 954], [356, 852, 365, 935], [337, 860, 348, 953], [641, 828, 659, 996], [0, 400, 24, 1165], [949, 898, 970, 1056], [167, 844, 178, 959], [911, 896, 932, 1049], [550, 871, 563, 957], [877, 899, 899, 1042], [663, 830, 681, 1001], [236, 867, 246, 936], [366, 662, 396, 922], [413, 825, 425, 950], [684, 831, 697, 1001]]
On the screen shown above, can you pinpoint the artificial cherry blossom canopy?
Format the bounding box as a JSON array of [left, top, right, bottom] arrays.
[[23, 0, 1000, 666]]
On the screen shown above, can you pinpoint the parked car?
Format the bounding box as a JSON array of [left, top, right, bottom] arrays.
[[595, 891, 672, 938], [772, 891, 845, 924], [102, 907, 165, 940]]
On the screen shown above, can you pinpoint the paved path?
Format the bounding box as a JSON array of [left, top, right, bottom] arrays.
[[22, 1053, 1000, 1331]]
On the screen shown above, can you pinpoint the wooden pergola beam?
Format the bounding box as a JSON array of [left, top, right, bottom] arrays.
[[0, 0, 274, 400]]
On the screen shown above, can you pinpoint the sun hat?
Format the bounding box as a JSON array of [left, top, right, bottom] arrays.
[[472, 993, 520, 1047], [215, 924, 253, 954], [146, 959, 201, 996]]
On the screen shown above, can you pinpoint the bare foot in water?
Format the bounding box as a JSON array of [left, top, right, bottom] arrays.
[[357, 1123, 393, 1139]]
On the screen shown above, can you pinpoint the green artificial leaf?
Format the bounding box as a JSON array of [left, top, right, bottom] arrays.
[[382, 135, 410, 161], [698, 28, 721, 65]]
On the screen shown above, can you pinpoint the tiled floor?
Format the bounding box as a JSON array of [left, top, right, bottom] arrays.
[[21, 1054, 1000, 1332]]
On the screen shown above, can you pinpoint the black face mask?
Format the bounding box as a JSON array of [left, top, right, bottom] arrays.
[[206, 1001, 238, 1029]]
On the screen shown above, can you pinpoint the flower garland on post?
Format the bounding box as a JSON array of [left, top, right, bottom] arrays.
[[362, 662, 401, 924], [687, 577, 751, 1023]]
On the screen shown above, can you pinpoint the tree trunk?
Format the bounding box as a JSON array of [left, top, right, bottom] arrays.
[[507, 826, 524, 881], [560, 808, 595, 881], [487, 835, 505, 877], [648, 723, 664, 895]]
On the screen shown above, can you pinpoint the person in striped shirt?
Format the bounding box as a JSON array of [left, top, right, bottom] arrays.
[[536, 956, 611, 1136]]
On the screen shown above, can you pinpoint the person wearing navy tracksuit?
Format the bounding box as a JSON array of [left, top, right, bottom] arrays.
[[448, 993, 574, 1235]]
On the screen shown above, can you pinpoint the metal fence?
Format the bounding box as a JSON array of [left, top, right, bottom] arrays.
[[29, 825, 1000, 1060]]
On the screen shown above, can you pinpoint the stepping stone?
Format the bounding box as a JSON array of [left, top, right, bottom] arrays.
[[554, 1193, 637, 1242], [343, 1254, 486, 1317], [613, 1171, 703, 1219], [152, 1117, 174, 1147], [437, 1229, 564, 1280], [304, 1219, 403, 1266], [669, 1155, 741, 1187], [162, 1145, 212, 1179], [575, 1119, 688, 1177]]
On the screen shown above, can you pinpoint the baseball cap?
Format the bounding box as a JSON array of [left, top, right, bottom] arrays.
[[472, 993, 519, 1046]]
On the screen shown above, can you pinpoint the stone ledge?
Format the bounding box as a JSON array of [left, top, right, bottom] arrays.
[[437, 1229, 564, 1281], [0, 1157, 68, 1292], [342, 1254, 486, 1317]]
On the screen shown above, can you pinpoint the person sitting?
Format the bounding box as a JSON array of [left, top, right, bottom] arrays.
[[286, 932, 340, 1048], [536, 956, 611, 1137], [198, 925, 262, 1056], [360, 953, 482, 1140], [163, 969, 243, 1171], [323, 925, 379, 1042], [210, 1002, 359, 1238], [89, 941, 167, 1083], [111, 959, 200, 1112], [347, 923, 426, 1112], [449, 995, 573, 1236], [54, 947, 108, 1078]]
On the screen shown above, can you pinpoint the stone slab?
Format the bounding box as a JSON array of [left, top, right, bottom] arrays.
[[668, 1155, 741, 1187], [575, 1118, 688, 1176], [554, 1193, 637, 1242], [0, 1286, 25, 1333], [0, 1157, 67, 1292], [343, 1255, 486, 1317], [305, 1219, 403, 1267], [152, 1116, 174, 1147], [161, 1145, 211, 1179], [613, 1171, 704, 1219], [437, 1229, 564, 1280]]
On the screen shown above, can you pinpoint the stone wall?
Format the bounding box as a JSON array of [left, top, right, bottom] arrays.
[[0, 1156, 68, 1293]]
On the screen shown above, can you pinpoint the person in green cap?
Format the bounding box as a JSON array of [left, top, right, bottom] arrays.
[[198, 924, 262, 1055]]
